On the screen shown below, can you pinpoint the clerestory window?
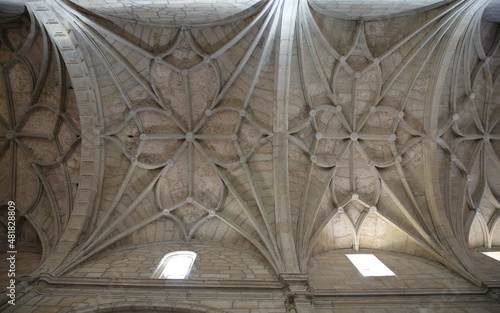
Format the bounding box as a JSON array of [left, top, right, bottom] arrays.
[[482, 251, 500, 262], [152, 251, 197, 279], [346, 254, 395, 277]]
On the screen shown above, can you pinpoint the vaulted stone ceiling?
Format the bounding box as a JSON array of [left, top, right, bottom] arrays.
[[1, 0, 500, 311], [310, 0, 452, 18], [68, 0, 263, 25], [0, 5, 81, 260]]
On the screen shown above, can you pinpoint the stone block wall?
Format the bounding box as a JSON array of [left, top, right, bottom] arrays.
[[65, 242, 277, 281]]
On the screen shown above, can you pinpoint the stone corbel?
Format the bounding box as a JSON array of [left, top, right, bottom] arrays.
[[281, 274, 315, 313], [484, 281, 500, 303]]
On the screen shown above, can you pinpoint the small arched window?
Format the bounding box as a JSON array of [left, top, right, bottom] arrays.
[[152, 251, 197, 279]]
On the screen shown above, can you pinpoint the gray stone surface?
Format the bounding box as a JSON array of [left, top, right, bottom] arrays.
[[1, 0, 500, 311]]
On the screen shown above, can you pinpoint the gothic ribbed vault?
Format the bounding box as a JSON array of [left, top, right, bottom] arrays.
[[1, 0, 500, 312]]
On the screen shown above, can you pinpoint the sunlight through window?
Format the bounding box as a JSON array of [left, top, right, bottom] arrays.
[[346, 254, 395, 277], [153, 251, 196, 279], [483, 251, 500, 262]]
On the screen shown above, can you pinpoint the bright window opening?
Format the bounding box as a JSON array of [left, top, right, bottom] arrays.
[[152, 251, 196, 279], [482, 251, 500, 262], [346, 254, 395, 277]]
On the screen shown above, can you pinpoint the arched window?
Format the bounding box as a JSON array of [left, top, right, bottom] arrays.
[[152, 251, 197, 279]]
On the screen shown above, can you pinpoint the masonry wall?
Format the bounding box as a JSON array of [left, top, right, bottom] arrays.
[[65, 242, 277, 281], [4, 287, 500, 313], [308, 250, 474, 290]]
